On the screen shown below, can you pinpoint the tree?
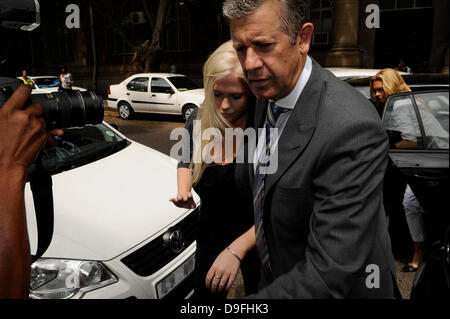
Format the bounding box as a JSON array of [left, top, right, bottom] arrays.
[[132, 0, 174, 72], [93, 0, 174, 72]]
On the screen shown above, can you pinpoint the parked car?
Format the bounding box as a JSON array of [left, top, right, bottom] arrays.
[[381, 89, 449, 299], [25, 122, 199, 299], [17, 75, 87, 93], [340, 71, 449, 298], [326, 67, 408, 81], [107, 73, 205, 121]]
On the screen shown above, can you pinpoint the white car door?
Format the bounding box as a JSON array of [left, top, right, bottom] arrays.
[[149, 77, 178, 114], [126, 77, 151, 112]]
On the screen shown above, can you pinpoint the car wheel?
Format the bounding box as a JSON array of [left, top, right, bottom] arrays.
[[182, 104, 197, 121], [118, 102, 134, 120]]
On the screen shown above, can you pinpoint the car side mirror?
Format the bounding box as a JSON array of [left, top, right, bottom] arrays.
[[165, 88, 175, 94]]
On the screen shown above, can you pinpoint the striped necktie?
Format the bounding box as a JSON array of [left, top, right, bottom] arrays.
[[253, 102, 287, 275]]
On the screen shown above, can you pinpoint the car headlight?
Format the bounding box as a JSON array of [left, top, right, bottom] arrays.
[[30, 259, 118, 299]]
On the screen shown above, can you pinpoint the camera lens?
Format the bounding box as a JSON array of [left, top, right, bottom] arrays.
[[30, 90, 104, 129]]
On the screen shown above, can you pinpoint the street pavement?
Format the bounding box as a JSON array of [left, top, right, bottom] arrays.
[[103, 107, 416, 299]]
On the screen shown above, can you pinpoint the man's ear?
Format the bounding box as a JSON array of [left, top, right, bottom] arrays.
[[298, 22, 314, 54]]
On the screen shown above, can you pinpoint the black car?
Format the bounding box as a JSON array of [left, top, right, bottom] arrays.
[[346, 74, 449, 298], [382, 89, 449, 299]]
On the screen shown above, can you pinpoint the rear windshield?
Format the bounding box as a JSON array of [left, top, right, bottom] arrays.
[[167, 76, 199, 91]]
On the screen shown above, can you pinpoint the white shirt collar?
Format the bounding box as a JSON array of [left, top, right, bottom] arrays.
[[270, 55, 312, 110]]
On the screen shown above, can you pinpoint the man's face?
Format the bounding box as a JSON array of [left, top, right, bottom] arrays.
[[372, 80, 387, 103], [230, 1, 309, 100], [22, 70, 27, 77]]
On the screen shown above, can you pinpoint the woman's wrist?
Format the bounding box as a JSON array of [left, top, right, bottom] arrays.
[[226, 247, 242, 263]]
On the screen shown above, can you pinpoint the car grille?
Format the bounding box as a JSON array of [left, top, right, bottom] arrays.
[[121, 208, 199, 277]]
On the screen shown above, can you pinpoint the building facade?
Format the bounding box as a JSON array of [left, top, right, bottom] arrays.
[[1, 0, 448, 96]]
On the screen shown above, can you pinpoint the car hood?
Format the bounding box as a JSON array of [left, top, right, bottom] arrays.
[[25, 141, 198, 261]]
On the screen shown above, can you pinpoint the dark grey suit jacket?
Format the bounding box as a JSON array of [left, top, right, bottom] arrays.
[[248, 60, 397, 298]]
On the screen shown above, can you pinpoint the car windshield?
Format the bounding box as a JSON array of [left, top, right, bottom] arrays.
[[31, 123, 129, 175], [167, 76, 199, 91], [34, 77, 60, 88]]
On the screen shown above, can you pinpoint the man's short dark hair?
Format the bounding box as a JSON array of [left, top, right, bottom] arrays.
[[223, 0, 311, 45]]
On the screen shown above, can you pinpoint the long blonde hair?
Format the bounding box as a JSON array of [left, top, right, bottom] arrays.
[[191, 40, 249, 185], [370, 68, 411, 98]]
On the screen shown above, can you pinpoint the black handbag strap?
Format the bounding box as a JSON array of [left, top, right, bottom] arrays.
[[29, 165, 54, 264]]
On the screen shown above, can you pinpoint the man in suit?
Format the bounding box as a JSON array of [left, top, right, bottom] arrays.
[[223, 0, 399, 298]]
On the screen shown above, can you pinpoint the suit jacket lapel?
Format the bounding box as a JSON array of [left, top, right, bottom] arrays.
[[265, 60, 324, 195]]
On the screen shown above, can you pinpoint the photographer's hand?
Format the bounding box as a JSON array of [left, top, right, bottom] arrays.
[[0, 85, 63, 174], [0, 84, 61, 298]]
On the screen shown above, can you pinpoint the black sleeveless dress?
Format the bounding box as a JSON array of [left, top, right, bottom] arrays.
[[178, 109, 260, 300]]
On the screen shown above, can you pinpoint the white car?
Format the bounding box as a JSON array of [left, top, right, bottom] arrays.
[[107, 73, 204, 121], [17, 76, 87, 93], [326, 67, 408, 80], [25, 122, 199, 299]]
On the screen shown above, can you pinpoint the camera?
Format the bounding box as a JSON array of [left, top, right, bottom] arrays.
[[0, 77, 104, 129]]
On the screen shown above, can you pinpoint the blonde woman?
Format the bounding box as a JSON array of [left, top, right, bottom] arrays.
[[170, 41, 259, 299], [370, 68, 412, 117], [370, 68, 426, 272]]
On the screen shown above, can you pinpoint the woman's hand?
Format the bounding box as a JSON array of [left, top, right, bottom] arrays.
[[205, 247, 241, 294], [169, 192, 196, 209]]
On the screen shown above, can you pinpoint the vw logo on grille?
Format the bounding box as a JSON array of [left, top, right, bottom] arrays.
[[163, 228, 185, 254]]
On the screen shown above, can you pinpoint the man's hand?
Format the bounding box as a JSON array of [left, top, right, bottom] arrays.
[[0, 84, 63, 179]]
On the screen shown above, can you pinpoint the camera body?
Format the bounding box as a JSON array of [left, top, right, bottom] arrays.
[[0, 77, 104, 129]]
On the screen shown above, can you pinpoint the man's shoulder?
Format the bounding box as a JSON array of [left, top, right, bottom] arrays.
[[316, 67, 378, 122]]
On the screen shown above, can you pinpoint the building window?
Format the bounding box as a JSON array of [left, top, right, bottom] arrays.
[[165, 2, 191, 52], [104, 2, 150, 57], [310, 0, 333, 45], [380, 0, 433, 10]]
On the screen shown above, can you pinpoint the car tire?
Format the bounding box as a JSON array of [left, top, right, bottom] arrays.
[[118, 102, 134, 120], [182, 104, 197, 122]]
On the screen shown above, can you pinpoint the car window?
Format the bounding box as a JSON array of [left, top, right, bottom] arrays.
[[151, 77, 172, 93], [415, 92, 449, 149], [32, 124, 129, 175], [34, 77, 60, 88], [127, 77, 149, 92], [167, 76, 199, 91], [382, 92, 449, 150]]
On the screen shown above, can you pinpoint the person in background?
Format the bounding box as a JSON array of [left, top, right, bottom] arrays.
[[169, 58, 177, 74], [170, 40, 259, 300], [0, 84, 63, 298], [58, 65, 73, 91], [19, 69, 34, 86], [396, 59, 412, 74], [370, 68, 425, 272]]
